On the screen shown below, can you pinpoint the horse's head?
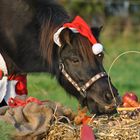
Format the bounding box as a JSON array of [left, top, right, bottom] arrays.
[[53, 17, 121, 115]]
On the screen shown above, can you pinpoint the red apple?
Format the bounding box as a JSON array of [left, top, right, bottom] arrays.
[[123, 102, 131, 107], [123, 92, 138, 103], [123, 95, 140, 107]]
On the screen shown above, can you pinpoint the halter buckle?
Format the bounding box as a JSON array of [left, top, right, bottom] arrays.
[[59, 63, 64, 71], [79, 89, 87, 98]]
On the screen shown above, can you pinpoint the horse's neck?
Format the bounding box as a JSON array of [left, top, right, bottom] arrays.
[[0, 0, 68, 74], [0, 42, 49, 74], [0, 0, 48, 73]]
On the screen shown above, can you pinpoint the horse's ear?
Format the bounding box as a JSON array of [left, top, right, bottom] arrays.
[[91, 26, 103, 40], [59, 28, 72, 47]]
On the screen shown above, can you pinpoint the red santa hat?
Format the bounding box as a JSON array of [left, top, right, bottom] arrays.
[[53, 16, 103, 55]]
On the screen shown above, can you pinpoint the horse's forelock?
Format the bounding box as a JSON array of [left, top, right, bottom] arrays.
[[59, 29, 96, 64], [74, 34, 94, 64]]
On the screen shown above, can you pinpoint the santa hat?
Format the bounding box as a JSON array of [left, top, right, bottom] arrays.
[[53, 16, 103, 55]]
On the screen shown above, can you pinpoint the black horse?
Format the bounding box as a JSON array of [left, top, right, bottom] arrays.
[[0, 0, 121, 114]]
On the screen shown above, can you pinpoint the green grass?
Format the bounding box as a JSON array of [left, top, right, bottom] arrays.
[[27, 73, 78, 110], [102, 35, 140, 99]]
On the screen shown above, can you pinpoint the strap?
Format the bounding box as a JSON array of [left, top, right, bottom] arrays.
[[60, 63, 107, 98], [60, 63, 85, 97], [81, 72, 107, 92]]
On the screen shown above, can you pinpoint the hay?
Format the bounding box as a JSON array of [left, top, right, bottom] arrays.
[[47, 118, 139, 140], [46, 112, 80, 140], [46, 122, 80, 140], [44, 108, 140, 140], [91, 115, 140, 140], [42, 115, 140, 140], [0, 101, 139, 140]]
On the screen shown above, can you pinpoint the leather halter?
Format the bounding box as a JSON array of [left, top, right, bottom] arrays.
[[59, 63, 107, 98]]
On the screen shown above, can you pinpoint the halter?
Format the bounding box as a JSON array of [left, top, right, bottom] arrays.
[[59, 63, 107, 98]]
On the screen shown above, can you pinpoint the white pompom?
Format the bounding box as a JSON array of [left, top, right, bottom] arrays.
[[92, 43, 103, 55]]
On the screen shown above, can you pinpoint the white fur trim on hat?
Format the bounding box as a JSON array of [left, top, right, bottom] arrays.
[[53, 27, 79, 47], [69, 28, 79, 33], [0, 53, 8, 75], [53, 27, 65, 47], [92, 43, 103, 55]]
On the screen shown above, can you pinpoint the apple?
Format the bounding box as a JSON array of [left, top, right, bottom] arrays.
[[123, 92, 138, 103], [123, 102, 131, 107]]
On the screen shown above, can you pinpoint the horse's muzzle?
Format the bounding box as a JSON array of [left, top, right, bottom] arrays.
[[86, 93, 122, 115], [98, 95, 122, 114]]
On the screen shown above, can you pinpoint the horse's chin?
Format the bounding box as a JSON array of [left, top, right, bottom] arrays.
[[90, 105, 117, 115], [97, 105, 117, 115], [86, 94, 122, 115], [87, 101, 118, 115]]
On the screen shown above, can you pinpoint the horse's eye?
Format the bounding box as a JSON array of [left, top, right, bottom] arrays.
[[98, 54, 102, 57], [71, 57, 80, 64], [97, 53, 104, 58], [96, 53, 104, 62]]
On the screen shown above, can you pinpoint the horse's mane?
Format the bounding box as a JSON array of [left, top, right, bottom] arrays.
[[36, 0, 69, 69]]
